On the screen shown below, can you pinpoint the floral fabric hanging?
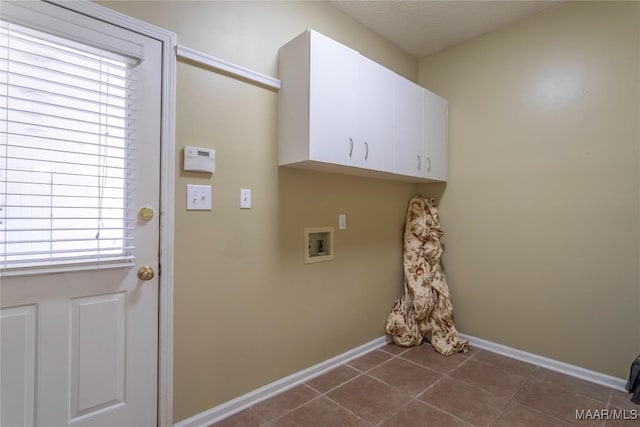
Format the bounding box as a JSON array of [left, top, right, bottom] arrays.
[[385, 196, 468, 355]]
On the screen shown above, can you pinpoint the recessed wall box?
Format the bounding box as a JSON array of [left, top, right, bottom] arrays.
[[304, 227, 334, 264], [184, 145, 215, 173]]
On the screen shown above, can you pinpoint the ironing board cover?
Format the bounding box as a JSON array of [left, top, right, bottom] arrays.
[[385, 196, 468, 355]]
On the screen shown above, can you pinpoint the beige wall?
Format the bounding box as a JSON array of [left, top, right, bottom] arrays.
[[98, 0, 639, 420], [418, 1, 640, 379], [98, 1, 418, 422]]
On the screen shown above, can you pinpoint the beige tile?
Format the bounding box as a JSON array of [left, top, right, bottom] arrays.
[[419, 377, 508, 426], [514, 377, 606, 427], [603, 409, 640, 427], [348, 350, 393, 372], [605, 392, 640, 427], [609, 390, 640, 412], [534, 368, 611, 403], [369, 357, 442, 396], [449, 359, 531, 400], [250, 385, 319, 422], [327, 375, 411, 424], [603, 411, 640, 426], [306, 365, 360, 393], [400, 343, 475, 373], [380, 400, 472, 427], [379, 343, 410, 356], [209, 408, 263, 427], [269, 397, 370, 427], [490, 401, 573, 427], [474, 350, 536, 377]]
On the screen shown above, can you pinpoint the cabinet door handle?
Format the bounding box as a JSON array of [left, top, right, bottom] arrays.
[[417, 155, 421, 170], [349, 137, 353, 157], [364, 141, 369, 160], [427, 156, 431, 172]]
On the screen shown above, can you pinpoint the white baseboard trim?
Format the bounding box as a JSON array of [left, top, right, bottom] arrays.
[[460, 333, 628, 392], [174, 335, 389, 427]]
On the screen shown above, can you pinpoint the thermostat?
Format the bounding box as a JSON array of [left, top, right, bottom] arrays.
[[184, 145, 215, 173]]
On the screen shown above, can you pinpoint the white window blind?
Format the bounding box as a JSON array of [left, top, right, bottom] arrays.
[[0, 20, 138, 275]]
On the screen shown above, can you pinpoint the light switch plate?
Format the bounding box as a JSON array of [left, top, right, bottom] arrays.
[[338, 214, 346, 230], [187, 184, 211, 210], [240, 189, 251, 209]]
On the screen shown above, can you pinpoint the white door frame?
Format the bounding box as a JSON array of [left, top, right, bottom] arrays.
[[45, 1, 177, 425]]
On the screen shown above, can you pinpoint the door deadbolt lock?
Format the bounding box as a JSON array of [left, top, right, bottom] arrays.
[[138, 207, 154, 222], [137, 265, 155, 281]]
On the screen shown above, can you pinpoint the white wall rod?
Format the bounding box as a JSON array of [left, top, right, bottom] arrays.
[[176, 44, 281, 90]]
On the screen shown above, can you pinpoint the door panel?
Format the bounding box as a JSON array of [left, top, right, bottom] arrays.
[[69, 293, 126, 421], [394, 76, 424, 178], [357, 57, 394, 172], [0, 305, 37, 427], [309, 31, 360, 166]]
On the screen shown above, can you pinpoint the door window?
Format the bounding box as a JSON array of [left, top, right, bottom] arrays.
[[0, 20, 139, 275]]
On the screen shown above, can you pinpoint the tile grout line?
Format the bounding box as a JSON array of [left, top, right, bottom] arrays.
[[313, 347, 413, 427], [377, 345, 488, 425], [414, 352, 510, 426], [367, 346, 481, 426], [414, 348, 547, 426], [419, 400, 476, 427], [505, 366, 607, 427], [303, 347, 409, 426], [338, 347, 425, 426], [256, 385, 324, 425], [305, 368, 365, 395], [321, 384, 376, 426], [413, 376, 479, 426], [373, 396, 414, 427], [492, 364, 540, 424]]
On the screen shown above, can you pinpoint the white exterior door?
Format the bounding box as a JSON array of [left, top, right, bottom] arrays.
[[0, 2, 162, 426]]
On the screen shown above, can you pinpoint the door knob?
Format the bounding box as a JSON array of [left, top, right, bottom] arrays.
[[137, 265, 155, 281], [138, 206, 154, 221]]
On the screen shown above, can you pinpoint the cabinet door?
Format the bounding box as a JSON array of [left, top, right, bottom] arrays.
[[424, 89, 448, 181], [356, 56, 394, 172], [308, 31, 360, 166], [393, 76, 424, 177]]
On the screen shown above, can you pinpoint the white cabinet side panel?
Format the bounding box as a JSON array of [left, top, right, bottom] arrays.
[[278, 31, 310, 165], [1, 305, 37, 427], [69, 293, 126, 421]]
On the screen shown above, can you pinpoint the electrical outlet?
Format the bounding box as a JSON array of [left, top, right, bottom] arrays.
[[186, 184, 211, 210]]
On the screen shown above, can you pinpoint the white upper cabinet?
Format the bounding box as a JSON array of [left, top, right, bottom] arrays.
[[393, 75, 424, 178], [308, 31, 360, 167], [424, 89, 448, 181], [356, 56, 394, 172], [278, 29, 447, 182]]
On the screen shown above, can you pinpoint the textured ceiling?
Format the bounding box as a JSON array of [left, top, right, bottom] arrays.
[[331, 1, 564, 58]]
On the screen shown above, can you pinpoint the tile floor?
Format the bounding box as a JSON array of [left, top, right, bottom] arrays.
[[211, 343, 639, 427]]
